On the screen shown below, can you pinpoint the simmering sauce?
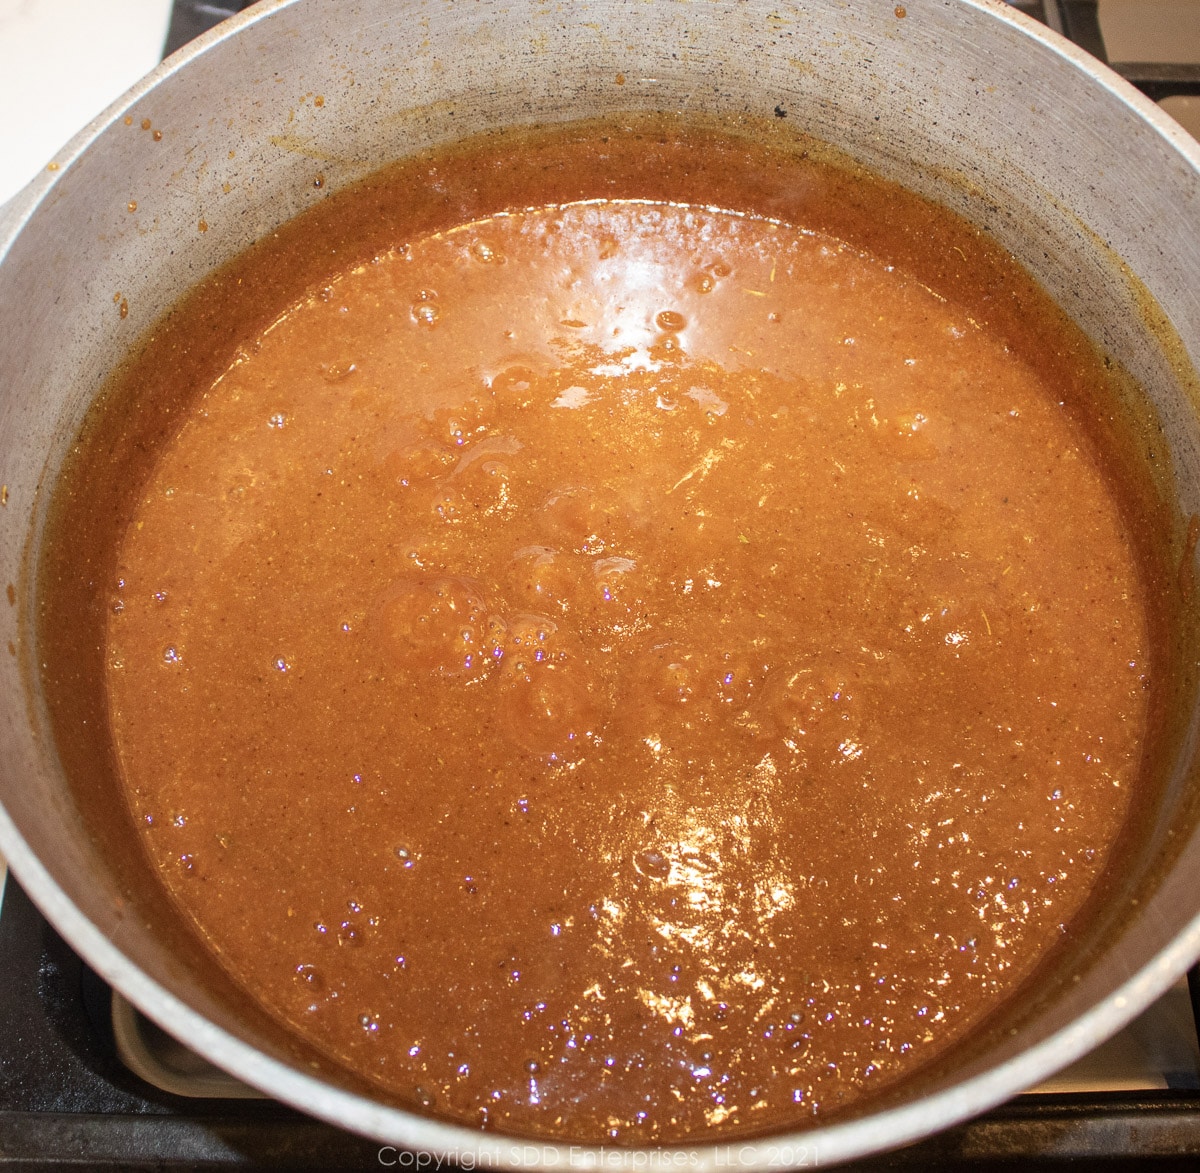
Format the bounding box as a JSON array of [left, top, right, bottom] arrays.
[[72, 122, 1156, 1141]]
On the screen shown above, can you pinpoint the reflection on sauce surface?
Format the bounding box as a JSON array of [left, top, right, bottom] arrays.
[[103, 160, 1150, 1140]]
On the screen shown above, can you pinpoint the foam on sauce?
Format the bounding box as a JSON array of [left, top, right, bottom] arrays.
[[90, 132, 1151, 1141]]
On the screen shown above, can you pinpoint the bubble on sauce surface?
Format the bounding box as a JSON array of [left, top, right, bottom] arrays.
[[466, 452, 516, 488], [470, 239, 505, 264], [430, 485, 468, 523], [633, 847, 671, 880], [321, 360, 358, 383], [498, 661, 598, 761], [378, 577, 491, 678], [763, 666, 839, 737], [593, 556, 640, 607], [715, 653, 766, 708], [509, 545, 575, 609], [631, 644, 699, 708], [871, 410, 939, 462], [429, 401, 491, 448], [481, 614, 510, 663], [502, 613, 561, 667], [382, 439, 456, 487], [295, 963, 324, 991], [541, 485, 645, 553], [452, 451, 516, 511], [489, 365, 538, 399]]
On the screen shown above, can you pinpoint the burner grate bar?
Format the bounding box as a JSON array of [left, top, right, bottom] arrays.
[[1111, 62, 1200, 100]]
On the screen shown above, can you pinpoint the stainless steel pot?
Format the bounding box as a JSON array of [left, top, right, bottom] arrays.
[[2, 0, 1200, 1165]]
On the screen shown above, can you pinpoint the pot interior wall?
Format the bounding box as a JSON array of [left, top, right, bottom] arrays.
[[2, 0, 1200, 1158]]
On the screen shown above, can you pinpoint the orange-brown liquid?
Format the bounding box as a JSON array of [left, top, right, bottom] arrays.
[[89, 125, 1152, 1141]]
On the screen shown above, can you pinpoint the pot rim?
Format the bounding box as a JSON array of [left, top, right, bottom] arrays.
[[3, 0, 1200, 1165]]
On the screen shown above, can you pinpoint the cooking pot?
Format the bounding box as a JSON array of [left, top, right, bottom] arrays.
[[2, 0, 1200, 1165]]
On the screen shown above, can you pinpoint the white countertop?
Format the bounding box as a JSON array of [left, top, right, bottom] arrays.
[[0, 0, 172, 207]]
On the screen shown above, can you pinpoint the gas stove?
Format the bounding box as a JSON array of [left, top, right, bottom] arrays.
[[1, 0, 1200, 1168]]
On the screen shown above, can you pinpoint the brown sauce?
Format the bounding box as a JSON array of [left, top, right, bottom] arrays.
[[43, 120, 1161, 1142]]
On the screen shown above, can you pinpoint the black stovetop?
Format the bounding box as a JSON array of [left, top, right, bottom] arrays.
[[3, 1, 1200, 1168]]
